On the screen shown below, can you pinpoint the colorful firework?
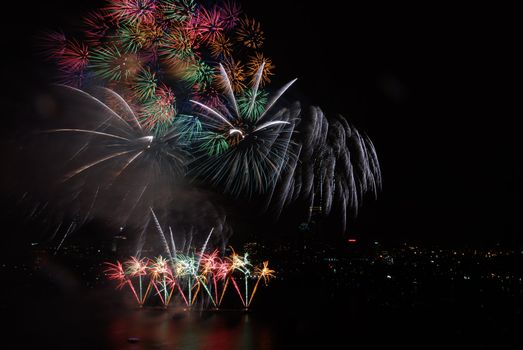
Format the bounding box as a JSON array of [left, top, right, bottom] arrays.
[[125, 257, 150, 305], [160, 0, 196, 22], [182, 59, 215, 91], [133, 67, 158, 101], [90, 45, 142, 81], [172, 114, 202, 141], [237, 88, 268, 120], [160, 29, 198, 65], [105, 247, 275, 309], [236, 17, 264, 49], [33, 0, 382, 258], [106, 0, 158, 24], [118, 23, 150, 53], [189, 64, 297, 198], [149, 256, 171, 305], [217, 58, 246, 93], [192, 6, 225, 43], [41, 0, 275, 134], [139, 84, 177, 134]]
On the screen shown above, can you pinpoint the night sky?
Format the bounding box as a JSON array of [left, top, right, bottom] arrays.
[[1, 1, 519, 247]]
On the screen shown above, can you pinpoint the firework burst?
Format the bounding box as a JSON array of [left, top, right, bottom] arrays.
[[39, 30, 67, 59], [139, 84, 177, 134], [209, 33, 233, 59], [248, 260, 274, 306], [118, 23, 150, 53], [220, 1, 242, 30], [106, 0, 158, 24], [217, 58, 246, 93], [160, 0, 196, 22], [192, 6, 225, 43], [31, 0, 382, 256], [159, 28, 198, 66], [237, 88, 268, 120], [133, 67, 158, 101], [189, 64, 297, 198], [56, 40, 90, 73], [83, 11, 113, 46], [236, 17, 264, 50], [90, 45, 143, 81], [182, 59, 215, 91], [246, 52, 274, 86]]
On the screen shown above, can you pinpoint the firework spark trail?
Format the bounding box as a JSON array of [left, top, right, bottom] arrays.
[[54, 221, 76, 254], [123, 184, 148, 232], [190, 100, 234, 128], [197, 227, 214, 267], [169, 227, 176, 259], [257, 79, 298, 122], [218, 276, 229, 306], [248, 261, 275, 307], [247, 62, 264, 117], [97, 87, 143, 132], [63, 150, 135, 182], [190, 228, 217, 307], [82, 186, 99, 225], [125, 257, 148, 305], [230, 275, 245, 307], [136, 214, 150, 258], [150, 208, 173, 260], [56, 85, 136, 134], [105, 261, 142, 304], [43, 129, 131, 142], [218, 63, 240, 116]]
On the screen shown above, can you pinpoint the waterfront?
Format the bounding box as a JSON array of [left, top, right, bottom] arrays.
[[3, 242, 523, 349]]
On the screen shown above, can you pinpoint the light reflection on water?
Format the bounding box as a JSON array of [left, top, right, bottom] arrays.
[[108, 309, 272, 350]]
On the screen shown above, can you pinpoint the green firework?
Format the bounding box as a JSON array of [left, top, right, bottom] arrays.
[[182, 60, 215, 91], [90, 45, 141, 81], [201, 132, 229, 156], [161, 30, 196, 61], [118, 24, 147, 53], [237, 88, 269, 121], [162, 0, 196, 22], [173, 114, 202, 141], [134, 67, 157, 101], [140, 93, 176, 136]]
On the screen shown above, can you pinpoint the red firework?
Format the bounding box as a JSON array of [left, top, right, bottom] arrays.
[[192, 85, 222, 109], [220, 1, 242, 30], [57, 40, 90, 73], [39, 31, 67, 59], [191, 6, 225, 43], [83, 11, 113, 46], [104, 261, 128, 289]]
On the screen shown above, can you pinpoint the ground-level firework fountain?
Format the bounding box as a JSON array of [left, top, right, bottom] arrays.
[[105, 249, 275, 309]]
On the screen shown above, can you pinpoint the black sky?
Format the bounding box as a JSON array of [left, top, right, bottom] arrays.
[[1, 1, 520, 247]]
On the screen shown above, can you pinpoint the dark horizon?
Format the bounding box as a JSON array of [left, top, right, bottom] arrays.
[[1, 1, 519, 248]]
